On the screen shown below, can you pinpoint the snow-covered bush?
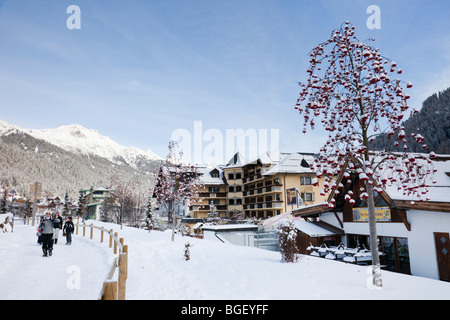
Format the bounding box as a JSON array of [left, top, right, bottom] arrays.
[[0, 213, 13, 233], [184, 242, 191, 261], [277, 219, 299, 263]]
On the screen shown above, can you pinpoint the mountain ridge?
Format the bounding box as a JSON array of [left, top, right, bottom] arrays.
[[0, 119, 161, 200]]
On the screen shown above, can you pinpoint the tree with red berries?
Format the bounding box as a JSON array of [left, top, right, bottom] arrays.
[[153, 141, 203, 242], [295, 22, 435, 287]]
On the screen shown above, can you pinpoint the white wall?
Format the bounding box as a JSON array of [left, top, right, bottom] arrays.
[[407, 210, 450, 280], [320, 209, 450, 280]]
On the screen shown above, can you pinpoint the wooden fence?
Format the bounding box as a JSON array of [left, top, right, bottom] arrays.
[[16, 217, 128, 300], [73, 219, 128, 300]]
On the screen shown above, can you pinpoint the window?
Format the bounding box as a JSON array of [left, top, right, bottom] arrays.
[[229, 186, 235, 192], [210, 169, 220, 178], [301, 193, 314, 201], [301, 176, 312, 185], [229, 199, 235, 205], [380, 237, 411, 274], [236, 173, 242, 179], [228, 173, 234, 180], [235, 186, 242, 192], [209, 187, 220, 193], [236, 199, 242, 205]]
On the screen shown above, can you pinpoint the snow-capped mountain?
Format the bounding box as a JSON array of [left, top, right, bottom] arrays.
[[25, 123, 162, 170], [0, 119, 161, 198]]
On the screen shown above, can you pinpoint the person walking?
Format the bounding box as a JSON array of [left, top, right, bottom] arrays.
[[37, 216, 44, 244], [63, 217, 75, 245], [53, 212, 63, 244], [39, 212, 54, 257]]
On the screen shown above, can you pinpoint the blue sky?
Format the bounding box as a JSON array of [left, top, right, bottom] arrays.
[[0, 0, 449, 164]]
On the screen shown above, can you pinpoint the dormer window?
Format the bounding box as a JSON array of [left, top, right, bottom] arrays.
[[210, 169, 219, 178]]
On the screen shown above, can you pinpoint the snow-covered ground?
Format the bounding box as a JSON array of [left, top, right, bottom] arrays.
[[2, 221, 450, 300]]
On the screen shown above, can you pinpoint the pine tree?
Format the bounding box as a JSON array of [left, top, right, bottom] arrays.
[[0, 189, 7, 214], [62, 192, 70, 216], [76, 189, 86, 218]]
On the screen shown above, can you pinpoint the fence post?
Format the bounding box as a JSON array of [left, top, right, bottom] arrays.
[[122, 245, 128, 279], [109, 229, 113, 248], [114, 232, 118, 254], [83, 223, 86, 237], [118, 253, 127, 300], [90, 224, 94, 240], [102, 281, 118, 300]]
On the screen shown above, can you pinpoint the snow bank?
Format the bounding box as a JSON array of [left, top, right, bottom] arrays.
[[2, 221, 450, 300]]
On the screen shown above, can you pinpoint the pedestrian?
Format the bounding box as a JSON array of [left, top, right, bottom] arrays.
[[39, 212, 54, 257], [63, 217, 75, 245], [53, 212, 63, 244], [37, 216, 44, 244]]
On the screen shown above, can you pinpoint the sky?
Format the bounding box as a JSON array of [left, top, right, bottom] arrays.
[[0, 0, 449, 165]]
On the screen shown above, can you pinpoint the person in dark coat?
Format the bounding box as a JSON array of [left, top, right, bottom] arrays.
[[37, 216, 44, 244], [53, 212, 63, 244], [39, 212, 54, 257], [63, 217, 75, 245]]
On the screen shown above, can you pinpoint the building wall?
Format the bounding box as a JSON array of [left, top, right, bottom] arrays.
[[243, 172, 326, 219], [223, 167, 244, 215], [407, 209, 450, 280], [319, 209, 450, 280], [191, 185, 228, 219]]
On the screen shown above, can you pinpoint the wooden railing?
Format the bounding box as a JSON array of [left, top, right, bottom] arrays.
[[74, 220, 128, 300]]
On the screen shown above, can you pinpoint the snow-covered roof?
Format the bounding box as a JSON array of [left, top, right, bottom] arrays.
[[264, 153, 316, 176], [246, 151, 282, 165], [202, 224, 259, 231], [225, 152, 246, 168], [383, 157, 450, 202], [293, 220, 337, 237], [197, 166, 225, 185]]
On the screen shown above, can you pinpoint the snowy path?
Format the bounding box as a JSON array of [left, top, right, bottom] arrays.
[[0, 225, 113, 300]]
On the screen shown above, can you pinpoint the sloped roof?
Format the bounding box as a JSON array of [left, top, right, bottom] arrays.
[[246, 151, 282, 165], [226, 152, 246, 168], [197, 166, 226, 185], [264, 153, 316, 176], [293, 220, 338, 237]]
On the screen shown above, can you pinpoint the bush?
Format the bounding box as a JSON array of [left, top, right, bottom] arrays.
[[184, 242, 191, 261], [278, 219, 299, 263]]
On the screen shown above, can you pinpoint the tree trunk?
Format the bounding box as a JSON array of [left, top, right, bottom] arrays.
[[168, 200, 175, 242], [171, 215, 176, 242], [366, 182, 382, 288]]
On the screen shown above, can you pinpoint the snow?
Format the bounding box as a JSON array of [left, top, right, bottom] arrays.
[[0, 120, 163, 167], [293, 220, 336, 237], [28, 124, 162, 164], [2, 221, 450, 300]]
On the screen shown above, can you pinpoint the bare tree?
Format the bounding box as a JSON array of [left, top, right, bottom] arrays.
[[295, 22, 435, 287], [153, 141, 203, 242], [109, 176, 141, 229]]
